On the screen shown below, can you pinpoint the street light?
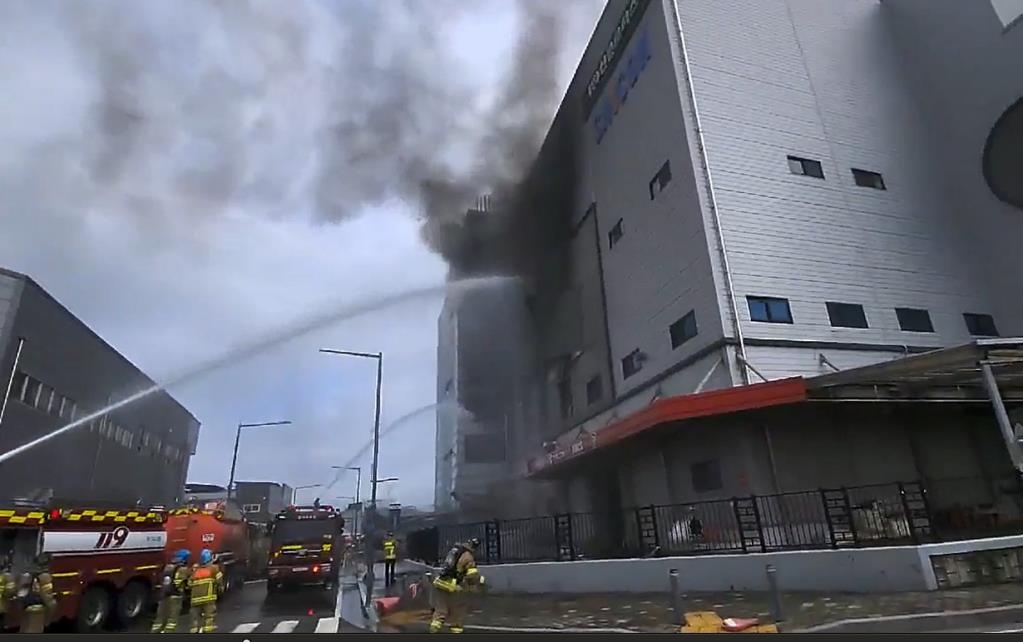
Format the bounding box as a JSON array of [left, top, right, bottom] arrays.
[[332, 465, 362, 538], [320, 348, 383, 609], [228, 420, 292, 500], [292, 484, 321, 505]]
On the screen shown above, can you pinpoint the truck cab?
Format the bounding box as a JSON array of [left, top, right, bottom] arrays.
[[266, 505, 343, 597]]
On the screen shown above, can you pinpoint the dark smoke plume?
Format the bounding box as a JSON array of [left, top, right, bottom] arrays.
[[1, 0, 601, 277]]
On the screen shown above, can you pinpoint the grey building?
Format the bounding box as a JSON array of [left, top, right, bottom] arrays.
[[443, 0, 1023, 519], [0, 268, 200, 506], [234, 481, 293, 524]]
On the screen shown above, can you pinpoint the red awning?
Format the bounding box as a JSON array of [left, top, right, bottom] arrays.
[[527, 377, 808, 477]]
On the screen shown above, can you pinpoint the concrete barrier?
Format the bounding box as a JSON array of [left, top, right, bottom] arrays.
[[468, 535, 1023, 594]]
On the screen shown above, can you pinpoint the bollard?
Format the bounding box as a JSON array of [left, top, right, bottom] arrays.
[[765, 564, 784, 622], [668, 568, 682, 623], [425, 572, 434, 610]]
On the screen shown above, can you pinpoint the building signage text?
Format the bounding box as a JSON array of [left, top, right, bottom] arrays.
[[591, 25, 652, 145], [582, 0, 653, 120]]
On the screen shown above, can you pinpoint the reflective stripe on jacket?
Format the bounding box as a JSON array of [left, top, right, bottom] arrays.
[[188, 564, 222, 605], [383, 539, 397, 560]]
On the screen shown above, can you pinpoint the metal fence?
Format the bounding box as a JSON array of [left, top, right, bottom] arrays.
[[406, 476, 1023, 566]]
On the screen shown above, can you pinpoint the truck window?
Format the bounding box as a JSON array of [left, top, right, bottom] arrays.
[[270, 519, 339, 544]]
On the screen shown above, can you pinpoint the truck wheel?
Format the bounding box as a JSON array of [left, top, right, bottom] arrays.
[[115, 581, 150, 626], [76, 586, 111, 633]]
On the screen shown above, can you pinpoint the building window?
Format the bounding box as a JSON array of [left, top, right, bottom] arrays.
[[243, 504, 261, 513], [964, 312, 999, 337], [896, 307, 935, 333], [787, 155, 825, 179], [691, 459, 723, 493], [21, 376, 40, 406], [747, 296, 793, 324], [37, 385, 54, 413], [649, 160, 672, 199], [464, 434, 506, 463], [608, 219, 624, 249], [669, 310, 698, 349], [9, 372, 27, 402], [558, 375, 573, 419], [826, 302, 869, 329], [586, 375, 604, 405], [852, 168, 886, 190], [621, 349, 644, 379]]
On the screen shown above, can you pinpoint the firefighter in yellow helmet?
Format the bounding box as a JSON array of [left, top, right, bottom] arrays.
[[187, 549, 223, 633], [16, 553, 55, 634], [151, 549, 191, 633], [429, 538, 485, 634]]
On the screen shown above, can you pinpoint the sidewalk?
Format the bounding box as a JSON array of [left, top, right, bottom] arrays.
[[379, 579, 1023, 633]]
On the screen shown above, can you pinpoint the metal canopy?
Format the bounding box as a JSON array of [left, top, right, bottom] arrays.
[[806, 338, 1023, 402]]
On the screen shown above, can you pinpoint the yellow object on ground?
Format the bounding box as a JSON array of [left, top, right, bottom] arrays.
[[679, 612, 779, 634]]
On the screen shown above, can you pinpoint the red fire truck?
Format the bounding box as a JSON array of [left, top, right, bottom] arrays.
[[0, 503, 167, 633], [266, 504, 343, 599]]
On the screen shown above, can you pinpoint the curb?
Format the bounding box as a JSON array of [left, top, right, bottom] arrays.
[[795, 603, 1023, 633]]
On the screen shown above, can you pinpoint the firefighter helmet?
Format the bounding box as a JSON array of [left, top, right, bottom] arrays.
[[199, 549, 213, 565], [173, 549, 191, 564]]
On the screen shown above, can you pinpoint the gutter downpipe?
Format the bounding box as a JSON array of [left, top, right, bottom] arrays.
[[668, 0, 750, 385]]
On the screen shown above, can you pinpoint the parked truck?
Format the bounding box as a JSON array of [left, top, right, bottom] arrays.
[[0, 502, 168, 632]]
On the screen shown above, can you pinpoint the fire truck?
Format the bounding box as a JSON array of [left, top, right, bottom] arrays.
[[0, 502, 167, 633], [165, 498, 268, 595], [266, 504, 343, 598]]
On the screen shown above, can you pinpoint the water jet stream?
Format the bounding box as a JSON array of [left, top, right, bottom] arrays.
[[324, 399, 464, 490], [0, 276, 510, 465]]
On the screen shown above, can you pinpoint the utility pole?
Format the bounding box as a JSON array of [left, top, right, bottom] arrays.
[[319, 348, 384, 609], [228, 420, 292, 500]]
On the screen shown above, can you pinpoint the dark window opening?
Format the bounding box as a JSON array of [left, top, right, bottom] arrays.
[[691, 459, 723, 493], [464, 434, 506, 464], [852, 168, 886, 190], [826, 302, 869, 329], [747, 296, 793, 324], [558, 375, 573, 419], [964, 312, 999, 337], [787, 155, 825, 179], [649, 160, 672, 199], [896, 307, 934, 333], [586, 375, 604, 405], [669, 310, 698, 349], [9, 372, 26, 403], [608, 219, 624, 249], [621, 349, 644, 379]]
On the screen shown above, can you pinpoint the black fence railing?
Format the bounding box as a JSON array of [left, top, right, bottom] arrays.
[[406, 476, 1023, 566]]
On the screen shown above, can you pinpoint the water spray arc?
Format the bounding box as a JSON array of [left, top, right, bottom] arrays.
[[0, 277, 509, 466]]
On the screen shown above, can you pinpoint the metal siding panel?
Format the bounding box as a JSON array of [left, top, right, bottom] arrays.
[[587, 0, 727, 399]]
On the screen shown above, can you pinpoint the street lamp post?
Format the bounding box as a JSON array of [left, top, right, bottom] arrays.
[[319, 348, 383, 608], [292, 484, 321, 505], [227, 420, 291, 500], [332, 465, 362, 538]]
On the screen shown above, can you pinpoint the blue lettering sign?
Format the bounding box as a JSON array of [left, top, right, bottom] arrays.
[[592, 26, 652, 145]]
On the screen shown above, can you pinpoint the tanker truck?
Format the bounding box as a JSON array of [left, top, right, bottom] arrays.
[[164, 499, 268, 595]]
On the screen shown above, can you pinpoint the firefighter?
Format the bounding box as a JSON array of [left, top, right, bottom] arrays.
[[187, 549, 223, 633], [429, 537, 485, 634], [16, 554, 55, 634], [0, 552, 13, 632], [151, 549, 191, 633], [382, 531, 398, 587]]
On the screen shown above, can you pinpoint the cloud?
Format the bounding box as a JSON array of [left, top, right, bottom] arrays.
[[0, 0, 605, 507]]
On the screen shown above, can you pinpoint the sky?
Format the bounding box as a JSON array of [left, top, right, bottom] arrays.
[[0, 0, 605, 508]]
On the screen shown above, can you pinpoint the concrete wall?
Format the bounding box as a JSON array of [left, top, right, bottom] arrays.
[[0, 275, 197, 506], [466, 534, 1023, 594]]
